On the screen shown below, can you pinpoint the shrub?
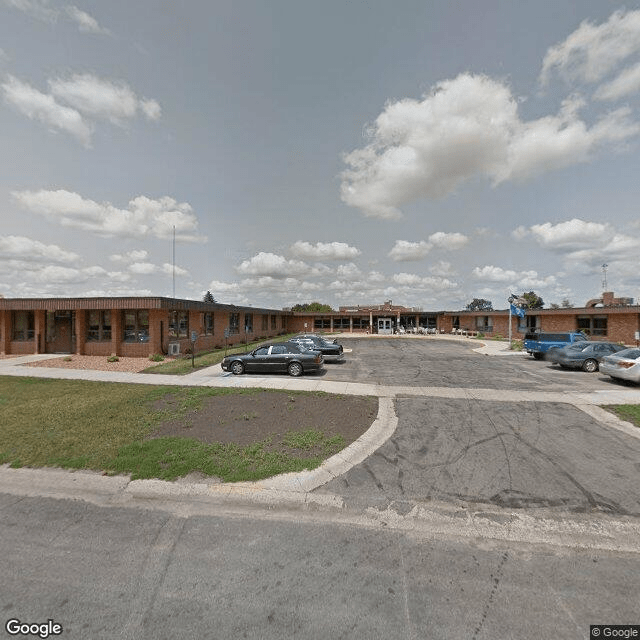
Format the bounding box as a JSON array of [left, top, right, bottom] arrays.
[[476, 332, 485, 339], [149, 353, 165, 362], [492, 334, 504, 340], [510, 339, 523, 351], [63, 356, 73, 362], [107, 355, 119, 362]]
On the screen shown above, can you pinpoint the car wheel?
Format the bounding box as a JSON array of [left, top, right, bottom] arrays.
[[288, 362, 303, 377], [533, 352, 543, 360], [582, 358, 598, 373], [230, 361, 244, 375]]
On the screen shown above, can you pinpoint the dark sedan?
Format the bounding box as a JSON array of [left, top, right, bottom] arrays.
[[547, 341, 626, 372], [288, 334, 345, 362], [221, 342, 324, 376]]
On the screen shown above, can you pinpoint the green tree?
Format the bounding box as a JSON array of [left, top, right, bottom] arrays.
[[561, 298, 573, 308], [203, 291, 216, 303], [466, 298, 493, 311], [521, 291, 544, 309], [291, 302, 334, 312]]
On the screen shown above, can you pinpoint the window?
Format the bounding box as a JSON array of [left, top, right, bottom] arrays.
[[476, 316, 493, 331], [451, 316, 460, 329], [352, 317, 369, 329], [12, 311, 34, 341], [204, 313, 214, 335], [271, 315, 277, 330], [261, 314, 268, 331], [255, 346, 269, 356], [577, 316, 607, 336], [333, 317, 350, 330], [87, 310, 111, 342], [314, 317, 331, 329], [229, 313, 240, 335], [244, 313, 253, 334], [123, 310, 149, 342], [271, 344, 287, 354], [169, 311, 188, 338]]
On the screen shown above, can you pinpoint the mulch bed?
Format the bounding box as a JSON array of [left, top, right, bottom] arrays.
[[151, 391, 378, 459]]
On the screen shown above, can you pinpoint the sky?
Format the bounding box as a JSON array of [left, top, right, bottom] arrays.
[[1, 0, 640, 312]]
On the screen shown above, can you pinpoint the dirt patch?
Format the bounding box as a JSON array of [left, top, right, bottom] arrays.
[[151, 391, 379, 459], [23, 355, 168, 372]]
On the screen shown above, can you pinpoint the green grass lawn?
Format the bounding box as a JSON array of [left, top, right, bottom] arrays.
[[605, 404, 640, 428], [143, 333, 298, 375], [0, 377, 343, 482]]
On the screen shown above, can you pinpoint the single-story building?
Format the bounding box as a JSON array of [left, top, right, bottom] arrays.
[[0, 297, 290, 357]]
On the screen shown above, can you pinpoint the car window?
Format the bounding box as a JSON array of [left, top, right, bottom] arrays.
[[617, 348, 640, 359], [254, 347, 269, 356], [270, 345, 287, 354]]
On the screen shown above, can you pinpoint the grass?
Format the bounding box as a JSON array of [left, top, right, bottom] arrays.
[[604, 404, 640, 428], [143, 332, 298, 375], [0, 377, 345, 482]]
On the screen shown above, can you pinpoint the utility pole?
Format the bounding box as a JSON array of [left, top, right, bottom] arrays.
[[602, 263, 608, 293], [172, 225, 176, 298]]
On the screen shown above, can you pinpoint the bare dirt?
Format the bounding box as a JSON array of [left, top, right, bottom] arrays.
[[151, 390, 379, 459]]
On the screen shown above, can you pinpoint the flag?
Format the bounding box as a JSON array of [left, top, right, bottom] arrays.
[[510, 303, 526, 318]]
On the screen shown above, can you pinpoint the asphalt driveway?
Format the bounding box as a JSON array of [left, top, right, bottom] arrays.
[[323, 336, 626, 392]]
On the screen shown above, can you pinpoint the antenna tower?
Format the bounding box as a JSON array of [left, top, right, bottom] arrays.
[[601, 263, 608, 293]]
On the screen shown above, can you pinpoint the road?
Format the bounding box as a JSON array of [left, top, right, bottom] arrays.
[[2, 337, 640, 639]]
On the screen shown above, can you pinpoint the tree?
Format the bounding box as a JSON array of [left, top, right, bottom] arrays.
[[291, 302, 334, 313], [203, 291, 216, 303], [466, 298, 493, 311], [520, 291, 544, 309], [561, 298, 574, 308]]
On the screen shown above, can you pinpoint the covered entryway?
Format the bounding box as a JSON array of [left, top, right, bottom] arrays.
[[377, 318, 393, 335], [45, 311, 75, 353]]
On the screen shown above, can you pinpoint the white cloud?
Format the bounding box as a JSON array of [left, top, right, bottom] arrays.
[[2, 75, 93, 146], [524, 218, 614, 249], [110, 249, 148, 263], [13, 189, 205, 241], [1, 0, 57, 22], [128, 262, 157, 275], [336, 262, 361, 279], [64, 5, 109, 34], [539, 9, 640, 86], [472, 265, 556, 289], [290, 241, 360, 260], [0, 235, 78, 262], [49, 74, 160, 125], [594, 62, 640, 101], [389, 232, 469, 261], [236, 252, 311, 278], [341, 73, 640, 218]]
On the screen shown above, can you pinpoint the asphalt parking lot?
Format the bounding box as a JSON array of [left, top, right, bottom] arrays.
[[314, 337, 640, 516], [321, 336, 627, 392]]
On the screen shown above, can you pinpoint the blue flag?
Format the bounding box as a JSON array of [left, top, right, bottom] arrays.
[[510, 303, 526, 318]]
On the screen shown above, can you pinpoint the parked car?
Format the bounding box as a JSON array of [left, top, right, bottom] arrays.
[[288, 334, 345, 362], [524, 331, 589, 360], [547, 342, 626, 372], [221, 342, 324, 376], [599, 348, 640, 384]]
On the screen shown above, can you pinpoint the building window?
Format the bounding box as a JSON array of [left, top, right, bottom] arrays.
[[261, 314, 268, 331], [229, 313, 240, 335], [169, 311, 188, 338], [314, 317, 331, 329], [123, 310, 149, 342], [12, 311, 34, 341], [87, 310, 111, 342], [577, 316, 607, 336], [271, 315, 277, 330], [244, 313, 253, 333], [203, 312, 214, 335], [334, 317, 350, 329], [475, 316, 493, 332], [352, 317, 369, 329]]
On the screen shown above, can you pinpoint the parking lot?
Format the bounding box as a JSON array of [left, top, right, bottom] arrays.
[[312, 336, 640, 517], [319, 336, 628, 392]]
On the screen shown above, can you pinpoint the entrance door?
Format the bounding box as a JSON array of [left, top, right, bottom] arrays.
[[45, 311, 74, 353], [377, 318, 393, 335]]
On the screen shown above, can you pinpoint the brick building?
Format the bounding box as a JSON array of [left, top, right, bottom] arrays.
[[2, 292, 639, 357], [0, 297, 290, 357]]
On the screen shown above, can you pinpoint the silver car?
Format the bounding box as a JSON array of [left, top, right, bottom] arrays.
[[600, 347, 640, 384]]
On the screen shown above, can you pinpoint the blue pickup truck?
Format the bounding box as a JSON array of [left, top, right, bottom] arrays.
[[524, 331, 589, 360]]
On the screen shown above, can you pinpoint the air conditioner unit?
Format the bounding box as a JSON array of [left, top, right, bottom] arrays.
[[168, 342, 180, 356]]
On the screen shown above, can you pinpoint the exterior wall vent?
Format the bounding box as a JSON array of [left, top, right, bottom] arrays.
[[168, 342, 180, 356]]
